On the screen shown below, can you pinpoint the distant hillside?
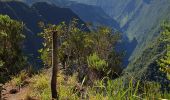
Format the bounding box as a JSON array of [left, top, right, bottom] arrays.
[[9, 1, 170, 63], [7, 0, 121, 30], [67, 0, 170, 84], [68, 3, 120, 30], [0, 1, 86, 66], [69, 0, 170, 64]]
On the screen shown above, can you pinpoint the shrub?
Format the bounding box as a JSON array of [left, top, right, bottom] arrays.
[[87, 53, 108, 72]]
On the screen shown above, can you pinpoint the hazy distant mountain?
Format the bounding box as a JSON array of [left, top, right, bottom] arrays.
[[68, 3, 120, 30], [7, 0, 120, 30]]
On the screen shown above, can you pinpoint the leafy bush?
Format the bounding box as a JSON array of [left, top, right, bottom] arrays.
[[87, 53, 108, 72]]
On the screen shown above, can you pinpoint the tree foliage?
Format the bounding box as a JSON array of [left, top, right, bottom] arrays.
[[39, 19, 123, 81], [0, 15, 26, 83], [87, 52, 108, 72]]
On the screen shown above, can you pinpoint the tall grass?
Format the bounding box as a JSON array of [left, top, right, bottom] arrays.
[[26, 71, 170, 100], [30, 73, 51, 100], [29, 72, 80, 100], [89, 78, 170, 100]]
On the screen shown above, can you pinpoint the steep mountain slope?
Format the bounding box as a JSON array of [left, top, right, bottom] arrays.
[[68, 0, 170, 63], [68, 3, 120, 30], [0, 1, 86, 66], [125, 38, 170, 91], [67, 0, 170, 85], [123, 0, 170, 59]]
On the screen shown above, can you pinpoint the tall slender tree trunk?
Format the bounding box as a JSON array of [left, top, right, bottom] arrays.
[[51, 31, 59, 100]]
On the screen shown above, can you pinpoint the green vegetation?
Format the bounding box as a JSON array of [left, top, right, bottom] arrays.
[[39, 19, 123, 81], [0, 14, 170, 100], [24, 70, 170, 100], [123, 21, 170, 97], [157, 21, 170, 80], [37, 19, 170, 99], [31, 73, 50, 100], [28, 71, 80, 100], [87, 52, 108, 72], [0, 15, 26, 83], [11, 71, 28, 87], [38, 19, 123, 99]]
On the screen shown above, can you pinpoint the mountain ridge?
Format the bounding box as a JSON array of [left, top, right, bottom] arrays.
[[4, 0, 121, 30]]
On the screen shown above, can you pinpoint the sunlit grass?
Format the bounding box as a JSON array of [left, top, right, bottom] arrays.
[[25, 70, 170, 100], [29, 72, 50, 100]]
